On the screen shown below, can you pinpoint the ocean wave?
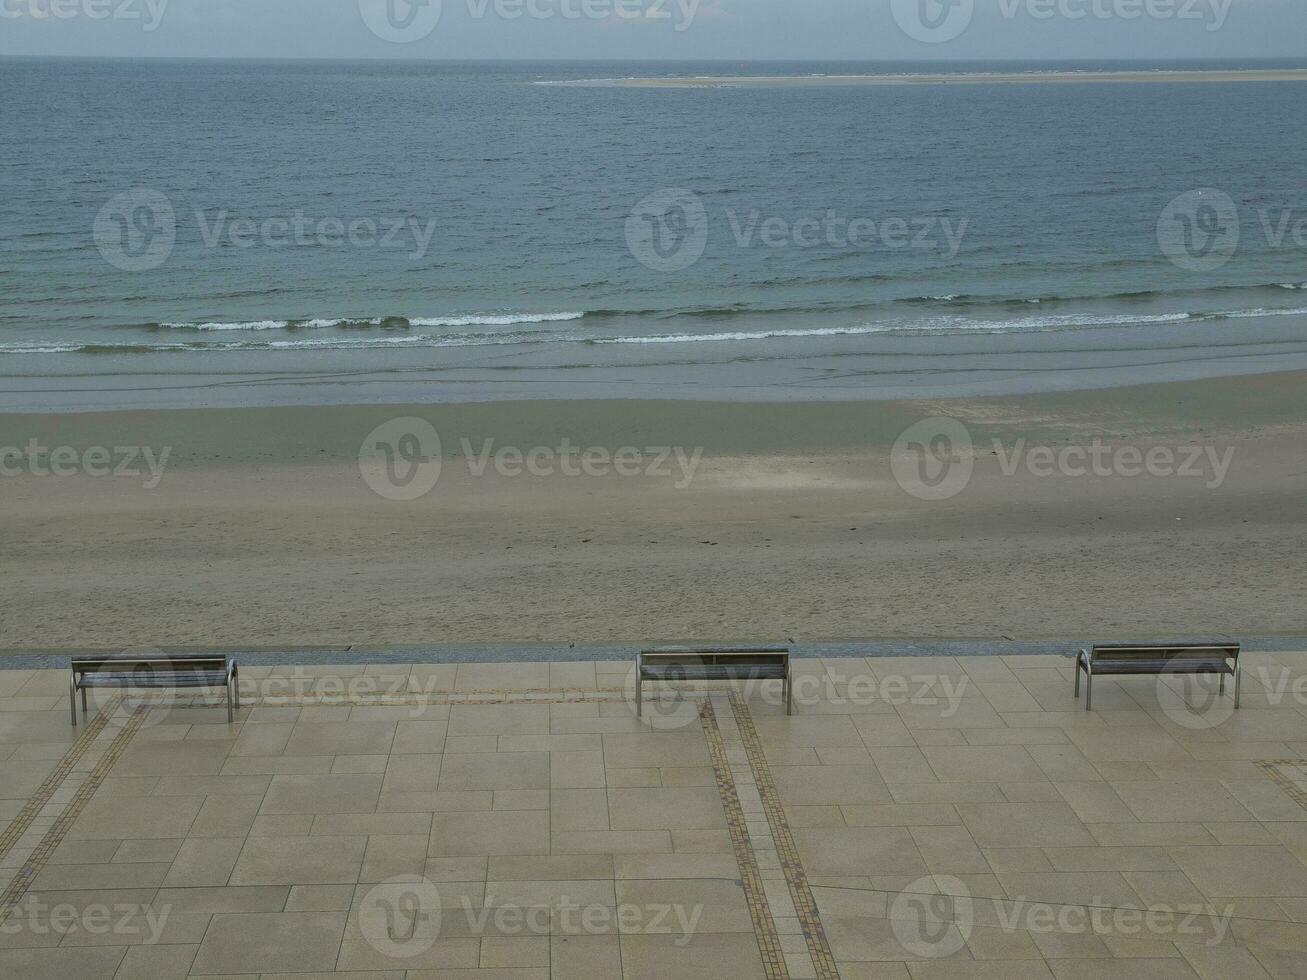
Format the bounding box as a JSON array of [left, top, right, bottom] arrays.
[[591, 311, 1198, 345], [1206, 306, 1307, 319], [8, 302, 1307, 357], [161, 319, 289, 331], [154, 312, 586, 331]]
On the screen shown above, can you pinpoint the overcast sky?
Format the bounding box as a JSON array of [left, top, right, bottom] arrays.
[[1, 0, 1303, 61]]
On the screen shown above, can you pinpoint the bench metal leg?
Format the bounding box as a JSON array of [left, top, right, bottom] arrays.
[[227, 678, 234, 724], [69, 673, 78, 726], [636, 674, 643, 718], [81, 685, 88, 714], [1220, 674, 1226, 695], [1085, 666, 1093, 711], [1235, 666, 1242, 708], [785, 669, 793, 716]]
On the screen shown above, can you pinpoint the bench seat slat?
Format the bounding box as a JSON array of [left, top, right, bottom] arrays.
[[641, 665, 787, 680], [1086, 660, 1233, 675], [78, 671, 230, 688]]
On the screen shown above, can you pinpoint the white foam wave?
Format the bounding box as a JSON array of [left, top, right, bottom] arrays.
[[593, 311, 1196, 345], [156, 312, 586, 331], [164, 320, 289, 331], [1214, 306, 1307, 319], [407, 312, 585, 327]]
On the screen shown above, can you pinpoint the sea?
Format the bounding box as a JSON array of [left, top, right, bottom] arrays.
[[3, 57, 1307, 411]]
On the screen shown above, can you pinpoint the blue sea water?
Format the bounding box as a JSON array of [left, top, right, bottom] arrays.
[[2, 58, 1307, 409]]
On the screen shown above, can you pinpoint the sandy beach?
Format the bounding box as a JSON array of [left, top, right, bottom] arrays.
[[2, 372, 1304, 650]]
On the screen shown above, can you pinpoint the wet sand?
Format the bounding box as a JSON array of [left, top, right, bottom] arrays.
[[1, 372, 1304, 649]]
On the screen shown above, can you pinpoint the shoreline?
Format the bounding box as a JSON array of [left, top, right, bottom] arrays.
[[4, 370, 1306, 465]]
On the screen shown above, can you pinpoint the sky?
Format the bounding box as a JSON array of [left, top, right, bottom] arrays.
[[0, 0, 1303, 61]]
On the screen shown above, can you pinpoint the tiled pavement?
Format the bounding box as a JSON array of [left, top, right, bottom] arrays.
[[4, 654, 1307, 977]]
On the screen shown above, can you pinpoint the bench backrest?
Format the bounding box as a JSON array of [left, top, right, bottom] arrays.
[[72, 655, 231, 674], [1088, 644, 1239, 665], [640, 648, 789, 669]]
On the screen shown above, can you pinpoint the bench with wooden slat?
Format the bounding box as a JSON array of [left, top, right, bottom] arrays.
[[637, 647, 792, 716], [70, 654, 240, 724], [1073, 643, 1240, 711]]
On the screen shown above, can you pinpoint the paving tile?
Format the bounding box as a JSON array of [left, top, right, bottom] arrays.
[[438, 752, 550, 792], [68, 795, 203, 841], [431, 811, 550, 856], [608, 787, 725, 831], [921, 745, 1047, 783], [282, 721, 397, 756], [1112, 781, 1255, 823], [230, 835, 367, 885], [260, 774, 383, 814], [0, 947, 127, 980], [773, 764, 892, 806], [956, 803, 1095, 848], [1168, 845, 1307, 898], [618, 932, 767, 979], [794, 827, 928, 877], [190, 911, 347, 974], [162, 838, 244, 886]]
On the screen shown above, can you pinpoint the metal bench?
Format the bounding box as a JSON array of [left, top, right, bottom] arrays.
[[637, 647, 792, 716], [1073, 643, 1240, 711], [70, 654, 240, 724]]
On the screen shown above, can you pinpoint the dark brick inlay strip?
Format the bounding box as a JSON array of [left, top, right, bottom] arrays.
[[729, 691, 840, 980], [700, 697, 790, 980]]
